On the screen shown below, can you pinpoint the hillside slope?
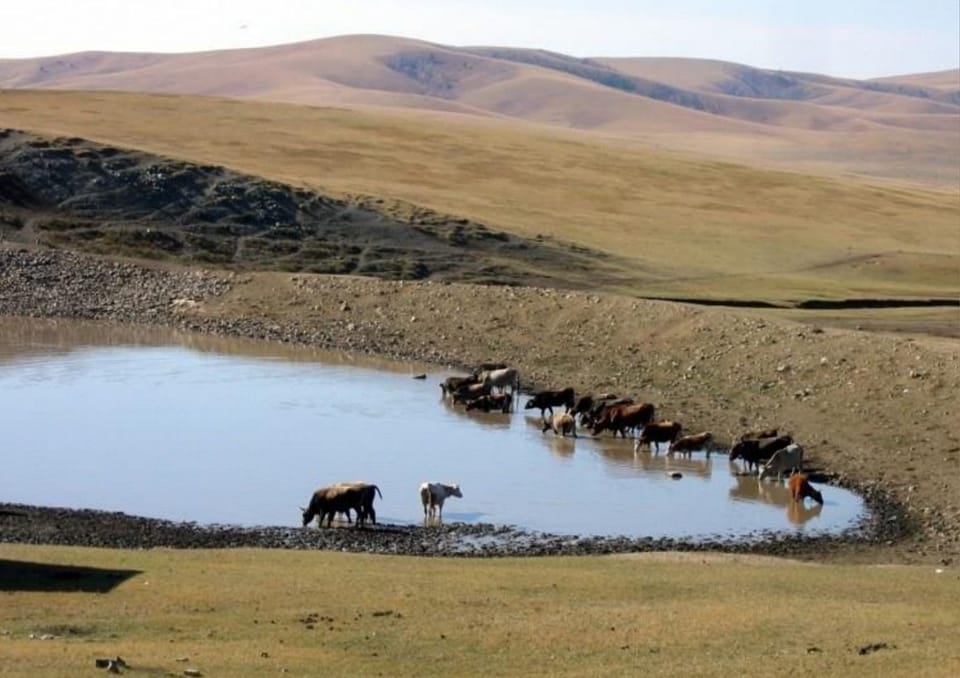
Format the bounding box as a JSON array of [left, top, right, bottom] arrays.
[[1, 92, 956, 312], [0, 35, 956, 186]]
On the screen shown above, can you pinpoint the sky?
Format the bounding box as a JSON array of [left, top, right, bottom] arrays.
[[3, 0, 958, 79]]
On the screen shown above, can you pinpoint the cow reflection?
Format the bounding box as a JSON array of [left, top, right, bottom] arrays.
[[524, 417, 575, 459], [442, 398, 511, 430], [546, 436, 575, 460], [592, 439, 713, 479], [729, 475, 823, 526]]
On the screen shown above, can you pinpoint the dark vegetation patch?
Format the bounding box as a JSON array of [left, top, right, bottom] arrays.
[[462, 47, 958, 110], [0, 129, 622, 289], [461, 47, 714, 111]]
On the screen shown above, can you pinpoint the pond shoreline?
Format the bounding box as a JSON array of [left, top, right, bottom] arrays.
[[1, 245, 957, 565], [0, 486, 906, 559]]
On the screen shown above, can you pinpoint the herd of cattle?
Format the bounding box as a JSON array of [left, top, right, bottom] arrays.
[[301, 363, 823, 530], [301, 481, 462, 529]]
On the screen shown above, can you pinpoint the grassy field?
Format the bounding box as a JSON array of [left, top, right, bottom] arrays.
[[1, 90, 957, 306], [1, 544, 958, 677]]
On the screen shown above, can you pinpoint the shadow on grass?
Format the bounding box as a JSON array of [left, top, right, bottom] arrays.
[[0, 559, 141, 593]]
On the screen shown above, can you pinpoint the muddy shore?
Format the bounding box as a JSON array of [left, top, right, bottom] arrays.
[[1, 246, 957, 564]]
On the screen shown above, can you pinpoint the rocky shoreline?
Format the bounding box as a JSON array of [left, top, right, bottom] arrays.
[[1, 245, 957, 563], [0, 489, 905, 559]]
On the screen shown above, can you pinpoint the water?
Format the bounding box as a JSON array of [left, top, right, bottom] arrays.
[[0, 317, 866, 540]]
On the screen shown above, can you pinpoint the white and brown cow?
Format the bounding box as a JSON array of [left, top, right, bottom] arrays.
[[419, 482, 463, 520], [759, 443, 805, 481]]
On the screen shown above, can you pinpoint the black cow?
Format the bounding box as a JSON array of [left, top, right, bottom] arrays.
[[524, 387, 575, 418], [729, 435, 793, 472]]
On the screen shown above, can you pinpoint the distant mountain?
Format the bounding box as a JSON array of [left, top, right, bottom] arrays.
[[0, 35, 956, 186]]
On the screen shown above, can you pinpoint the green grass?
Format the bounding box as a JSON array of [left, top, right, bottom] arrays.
[[1, 544, 958, 677]]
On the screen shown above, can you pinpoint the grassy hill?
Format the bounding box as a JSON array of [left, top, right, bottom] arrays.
[[0, 89, 956, 310]]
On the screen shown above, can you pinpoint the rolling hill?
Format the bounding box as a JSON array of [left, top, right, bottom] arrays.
[[0, 34, 957, 186], [1, 88, 956, 309]]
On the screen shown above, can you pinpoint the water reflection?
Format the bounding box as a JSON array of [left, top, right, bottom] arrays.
[[0, 316, 864, 539], [728, 475, 824, 526], [441, 397, 512, 430], [588, 440, 713, 480]]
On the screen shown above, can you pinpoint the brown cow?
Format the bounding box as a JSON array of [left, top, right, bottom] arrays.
[[634, 420, 683, 453], [333, 481, 383, 525], [591, 402, 655, 438], [788, 473, 823, 504], [740, 427, 779, 442], [302, 485, 367, 528], [669, 431, 712, 455]]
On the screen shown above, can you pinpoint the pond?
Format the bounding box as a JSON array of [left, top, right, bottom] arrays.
[[0, 317, 866, 541]]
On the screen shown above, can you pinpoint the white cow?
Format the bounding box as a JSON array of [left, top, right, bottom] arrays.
[[758, 443, 805, 481], [479, 367, 519, 395], [419, 482, 463, 520]]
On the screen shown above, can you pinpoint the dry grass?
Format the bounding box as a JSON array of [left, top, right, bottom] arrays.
[[1, 544, 958, 677], [1, 90, 956, 305]]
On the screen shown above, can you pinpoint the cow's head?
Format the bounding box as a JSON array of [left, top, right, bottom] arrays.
[[524, 398, 537, 410], [300, 506, 314, 527], [449, 484, 463, 498], [806, 486, 824, 505]]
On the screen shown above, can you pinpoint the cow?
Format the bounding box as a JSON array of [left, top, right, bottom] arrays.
[[580, 397, 634, 428], [542, 412, 577, 437], [634, 420, 683, 453], [479, 367, 520, 395], [571, 394, 595, 419], [472, 362, 507, 376], [740, 427, 779, 442], [669, 431, 712, 455], [420, 482, 463, 520], [334, 481, 383, 525], [729, 435, 793, 472], [302, 485, 368, 528], [440, 374, 478, 397], [465, 392, 513, 413], [759, 443, 805, 481], [524, 387, 576, 418], [452, 381, 492, 404], [591, 402, 654, 438], [788, 472, 823, 504]]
